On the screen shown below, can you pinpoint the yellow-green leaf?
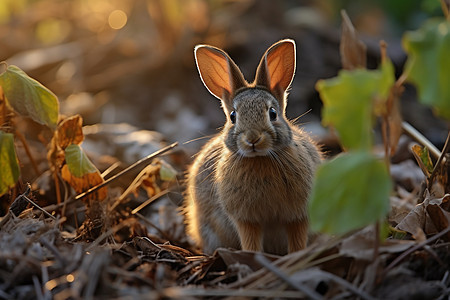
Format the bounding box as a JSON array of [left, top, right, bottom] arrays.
[[0, 64, 59, 129], [62, 144, 107, 202], [309, 151, 392, 235], [411, 144, 434, 177], [64, 144, 98, 177], [403, 18, 450, 119], [316, 65, 393, 150], [0, 131, 20, 196]]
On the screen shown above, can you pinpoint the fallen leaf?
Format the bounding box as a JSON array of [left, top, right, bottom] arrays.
[[56, 114, 84, 149], [340, 226, 415, 260], [340, 10, 367, 70]]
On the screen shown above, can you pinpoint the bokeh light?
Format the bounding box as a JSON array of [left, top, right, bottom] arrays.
[[108, 9, 127, 30]]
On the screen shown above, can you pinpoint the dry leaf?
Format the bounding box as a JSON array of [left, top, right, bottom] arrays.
[[61, 164, 107, 202], [386, 88, 403, 156], [340, 10, 367, 70], [340, 226, 415, 260], [216, 248, 279, 272], [426, 203, 450, 241], [396, 202, 427, 237], [56, 114, 84, 149]]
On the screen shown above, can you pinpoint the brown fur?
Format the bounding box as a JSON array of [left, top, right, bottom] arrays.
[[185, 39, 321, 255]]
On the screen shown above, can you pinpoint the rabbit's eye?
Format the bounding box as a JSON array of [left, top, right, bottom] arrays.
[[269, 107, 277, 121], [230, 111, 236, 124]]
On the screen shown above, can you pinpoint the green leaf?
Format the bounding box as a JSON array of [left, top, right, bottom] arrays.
[[309, 151, 392, 235], [0, 64, 59, 129], [316, 65, 393, 150], [403, 18, 450, 119], [0, 131, 20, 196], [159, 160, 177, 181], [64, 144, 98, 177]]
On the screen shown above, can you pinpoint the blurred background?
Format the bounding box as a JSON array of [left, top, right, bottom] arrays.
[[1, 0, 447, 157]]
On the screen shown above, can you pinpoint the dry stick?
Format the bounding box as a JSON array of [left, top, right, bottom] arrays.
[[402, 121, 441, 159], [85, 218, 137, 252], [23, 195, 56, 220], [110, 164, 159, 211], [442, 0, 450, 19], [233, 236, 344, 289], [428, 129, 450, 191], [14, 129, 40, 176], [384, 226, 450, 275], [255, 253, 322, 300], [162, 287, 311, 299], [101, 161, 121, 178], [131, 190, 169, 215], [53, 170, 63, 206], [135, 212, 171, 241], [74, 142, 178, 202], [311, 269, 377, 300]]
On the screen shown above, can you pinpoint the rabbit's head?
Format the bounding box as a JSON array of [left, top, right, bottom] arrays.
[[195, 39, 297, 157]]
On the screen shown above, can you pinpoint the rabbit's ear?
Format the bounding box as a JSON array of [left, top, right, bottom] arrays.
[[255, 39, 296, 108], [195, 45, 246, 105]]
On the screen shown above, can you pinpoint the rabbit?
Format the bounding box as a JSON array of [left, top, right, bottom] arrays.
[[184, 39, 321, 255]]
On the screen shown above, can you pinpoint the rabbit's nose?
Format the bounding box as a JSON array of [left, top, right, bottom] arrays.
[[244, 131, 262, 146], [245, 136, 261, 146]]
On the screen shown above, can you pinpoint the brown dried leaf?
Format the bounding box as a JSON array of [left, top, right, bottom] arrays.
[[340, 226, 415, 260], [426, 203, 450, 241], [386, 90, 403, 155], [396, 202, 426, 237], [216, 248, 279, 272], [340, 10, 367, 70], [61, 164, 107, 202], [56, 114, 84, 149]]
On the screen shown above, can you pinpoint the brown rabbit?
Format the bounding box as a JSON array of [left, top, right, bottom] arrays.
[[185, 39, 321, 255]]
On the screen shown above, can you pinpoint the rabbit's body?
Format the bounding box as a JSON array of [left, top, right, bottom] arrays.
[[185, 40, 321, 255]]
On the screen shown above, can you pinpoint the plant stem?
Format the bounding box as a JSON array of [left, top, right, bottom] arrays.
[[15, 130, 40, 176], [428, 129, 450, 191], [402, 121, 441, 159]]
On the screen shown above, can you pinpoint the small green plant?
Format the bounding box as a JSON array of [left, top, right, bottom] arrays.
[[309, 7, 450, 235], [0, 63, 105, 202]]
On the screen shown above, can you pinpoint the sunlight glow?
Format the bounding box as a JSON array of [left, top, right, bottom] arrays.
[[108, 9, 127, 30]]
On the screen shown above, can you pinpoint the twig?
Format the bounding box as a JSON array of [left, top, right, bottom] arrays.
[[441, 0, 450, 19], [110, 164, 160, 211], [54, 170, 63, 207], [255, 253, 322, 300], [384, 226, 450, 275], [32, 275, 44, 300], [428, 129, 450, 191], [162, 287, 312, 298], [402, 121, 441, 159], [15, 129, 40, 176], [39, 236, 67, 267], [85, 218, 137, 252], [310, 269, 376, 300], [23, 195, 56, 220], [75, 142, 178, 202], [135, 212, 171, 241], [101, 161, 121, 178], [131, 190, 169, 215]]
